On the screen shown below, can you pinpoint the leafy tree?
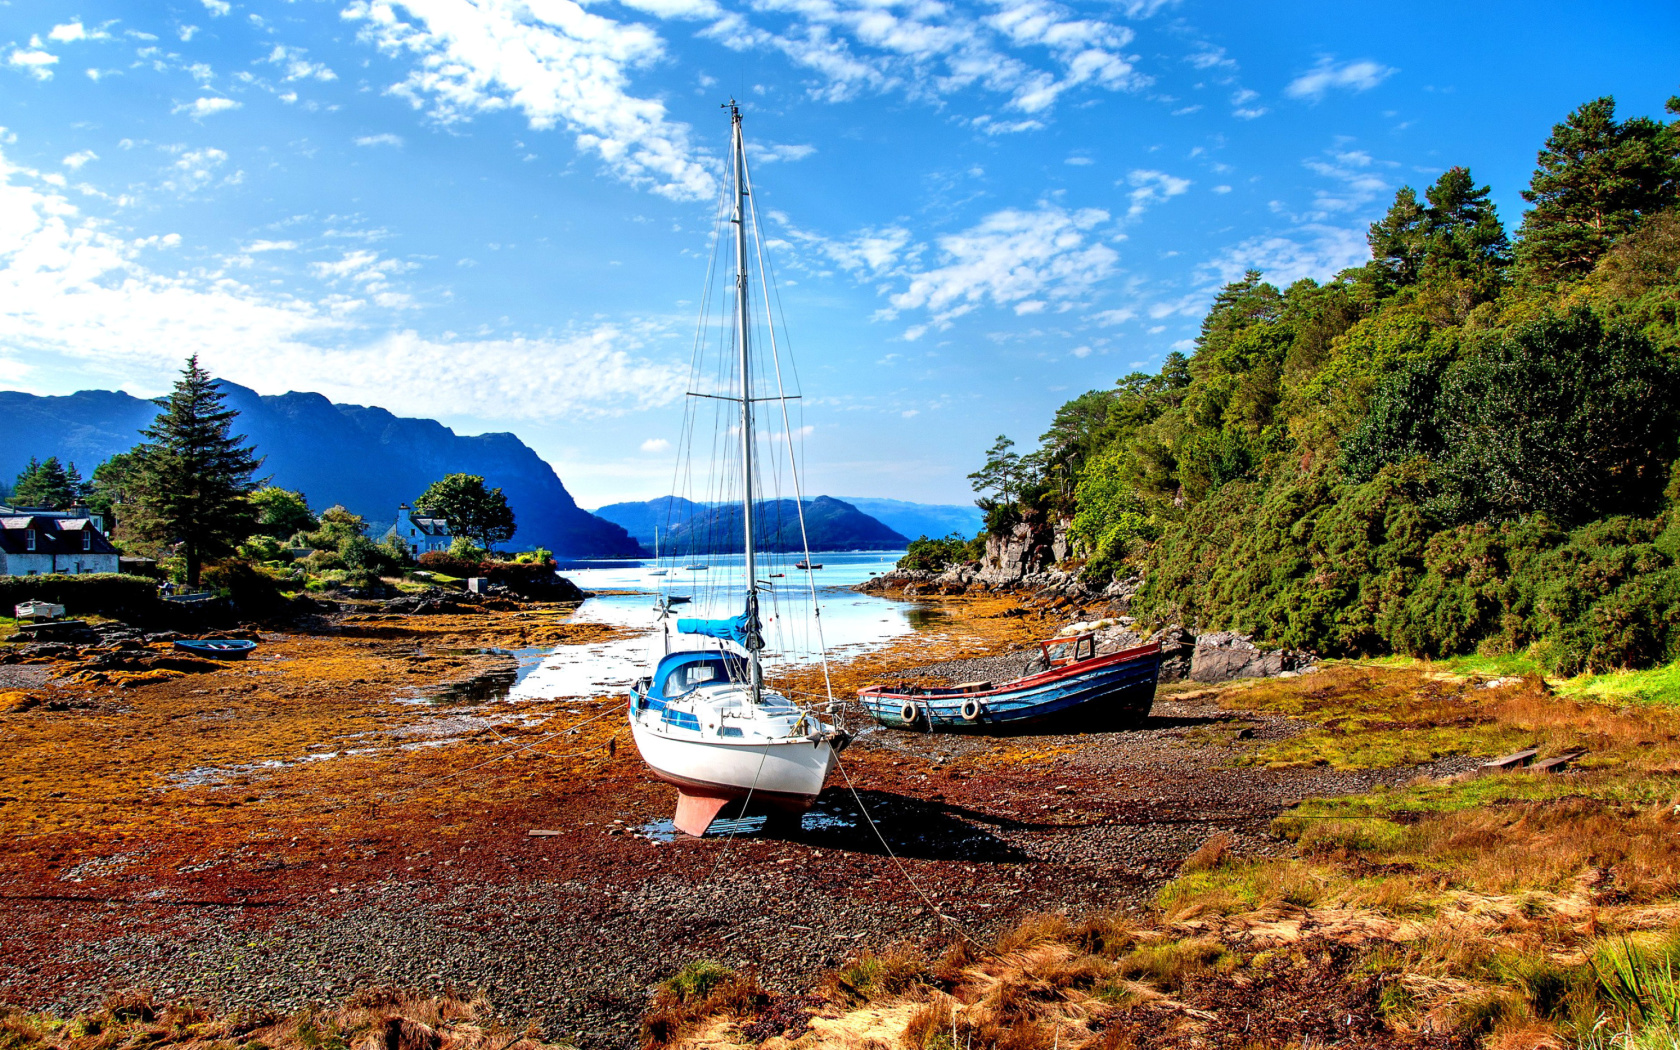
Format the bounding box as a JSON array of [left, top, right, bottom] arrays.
[[415, 473, 517, 550], [898, 533, 976, 573], [126, 356, 265, 587], [1515, 96, 1680, 283], [12, 456, 82, 508], [1435, 308, 1680, 526], [249, 487, 316, 540], [293, 505, 367, 551], [967, 436, 1024, 505]]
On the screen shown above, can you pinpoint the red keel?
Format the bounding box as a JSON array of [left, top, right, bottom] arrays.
[[673, 791, 732, 837]]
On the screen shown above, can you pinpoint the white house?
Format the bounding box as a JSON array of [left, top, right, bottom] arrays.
[[390, 503, 454, 554], [0, 514, 121, 576]]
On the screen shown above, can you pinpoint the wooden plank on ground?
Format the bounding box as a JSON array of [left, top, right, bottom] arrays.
[[1531, 752, 1585, 774], [1480, 747, 1539, 773], [527, 829, 562, 837]]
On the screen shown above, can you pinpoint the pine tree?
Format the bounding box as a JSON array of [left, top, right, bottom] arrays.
[[128, 357, 265, 586], [1367, 167, 1509, 296], [1515, 96, 1680, 283], [12, 456, 79, 508]]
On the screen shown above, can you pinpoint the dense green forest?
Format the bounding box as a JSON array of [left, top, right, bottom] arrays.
[[982, 93, 1680, 674]]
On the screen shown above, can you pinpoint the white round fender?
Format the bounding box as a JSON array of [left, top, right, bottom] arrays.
[[960, 697, 984, 721], [898, 700, 920, 726]]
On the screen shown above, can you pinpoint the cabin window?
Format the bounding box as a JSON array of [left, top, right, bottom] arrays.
[[661, 659, 736, 696], [25, 530, 35, 551], [82, 530, 92, 551]]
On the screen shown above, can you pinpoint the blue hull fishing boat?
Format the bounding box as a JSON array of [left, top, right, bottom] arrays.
[[173, 638, 257, 660], [858, 635, 1161, 732]]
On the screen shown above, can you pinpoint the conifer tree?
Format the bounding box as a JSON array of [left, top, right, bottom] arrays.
[[128, 357, 265, 586], [11, 456, 81, 508], [1367, 167, 1509, 296], [1515, 96, 1680, 283]]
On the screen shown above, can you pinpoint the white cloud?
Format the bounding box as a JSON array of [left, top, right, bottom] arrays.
[[202, 0, 232, 16], [62, 151, 98, 171], [747, 141, 815, 163], [163, 146, 233, 194], [1091, 307, 1135, 325], [640, 437, 670, 453], [9, 48, 59, 80], [243, 239, 297, 252], [1186, 45, 1233, 70], [1295, 147, 1391, 221], [1285, 57, 1395, 101], [1201, 224, 1370, 288], [179, 25, 200, 41], [1125, 168, 1190, 219], [174, 96, 242, 118], [1212, 184, 1231, 194], [706, 0, 1146, 119], [0, 141, 683, 419], [342, 0, 713, 200], [265, 44, 337, 82], [885, 204, 1117, 331], [354, 132, 404, 147], [48, 22, 95, 43]]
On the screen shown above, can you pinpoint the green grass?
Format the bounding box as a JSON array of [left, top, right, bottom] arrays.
[[1241, 724, 1530, 771], [1558, 662, 1680, 710], [1353, 652, 1545, 677]]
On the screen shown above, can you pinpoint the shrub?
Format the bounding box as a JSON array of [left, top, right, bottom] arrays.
[[340, 535, 400, 576], [201, 560, 288, 614], [899, 534, 973, 573], [0, 573, 158, 618]]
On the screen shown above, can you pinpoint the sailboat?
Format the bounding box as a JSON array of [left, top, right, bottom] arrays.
[[648, 526, 667, 576], [627, 101, 849, 838]]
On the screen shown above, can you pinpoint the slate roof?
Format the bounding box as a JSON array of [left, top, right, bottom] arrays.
[[0, 516, 119, 556]]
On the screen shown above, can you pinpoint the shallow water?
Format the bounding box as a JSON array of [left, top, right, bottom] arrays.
[[508, 551, 920, 702]]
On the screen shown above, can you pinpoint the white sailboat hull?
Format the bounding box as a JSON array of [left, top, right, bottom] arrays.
[[629, 717, 837, 808]]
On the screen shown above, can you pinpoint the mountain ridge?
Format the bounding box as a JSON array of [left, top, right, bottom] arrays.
[[594, 495, 909, 553], [0, 384, 640, 557]]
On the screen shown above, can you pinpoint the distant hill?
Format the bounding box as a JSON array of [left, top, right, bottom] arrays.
[[599, 496, 907, 554], [590, 496, 708, 551], [835, 497, 983, 542], [0, 384, 640, 557]]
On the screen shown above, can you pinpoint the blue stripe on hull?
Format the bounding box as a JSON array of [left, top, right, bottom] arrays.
[[860, 652, 1161, 732]]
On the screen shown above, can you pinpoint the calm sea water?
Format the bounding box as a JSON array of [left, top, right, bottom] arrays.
[[508, 550, 919, 701]]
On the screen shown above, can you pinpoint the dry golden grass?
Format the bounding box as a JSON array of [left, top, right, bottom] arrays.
[[0, 988, 563, 1050]]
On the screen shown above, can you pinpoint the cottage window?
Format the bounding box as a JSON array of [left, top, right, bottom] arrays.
[[25, 529, 35, 551], [83, 530, 92, 551]]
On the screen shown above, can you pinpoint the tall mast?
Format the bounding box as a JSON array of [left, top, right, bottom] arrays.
[[729, 101, 763, 701]]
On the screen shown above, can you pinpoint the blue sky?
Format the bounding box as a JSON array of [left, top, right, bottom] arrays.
[[1, 0, 1675, 506]]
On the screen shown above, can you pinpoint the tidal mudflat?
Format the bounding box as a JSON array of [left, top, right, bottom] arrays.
[[0, 585, 1522, 1050]]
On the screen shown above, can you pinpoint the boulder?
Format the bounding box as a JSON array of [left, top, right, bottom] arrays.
[[1187, 630, 1313, 682]]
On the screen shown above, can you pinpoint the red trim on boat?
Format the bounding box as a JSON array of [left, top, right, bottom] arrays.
[[856, 641, 1162, 701]]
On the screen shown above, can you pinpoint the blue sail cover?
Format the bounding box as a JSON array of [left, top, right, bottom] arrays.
[[677, 610, 754, 645]]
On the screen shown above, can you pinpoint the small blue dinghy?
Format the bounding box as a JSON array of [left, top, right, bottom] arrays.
[[173, 638, 258, 661], [858, 634, 1162, 732]]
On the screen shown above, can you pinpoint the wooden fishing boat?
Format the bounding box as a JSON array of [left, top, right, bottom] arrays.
[[857, 634, 1161, 732], [173, 638, 258, 661], [795, 562, 822, 570]]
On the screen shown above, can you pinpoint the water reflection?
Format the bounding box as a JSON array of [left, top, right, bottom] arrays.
[[508, 551, 924, 702]]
